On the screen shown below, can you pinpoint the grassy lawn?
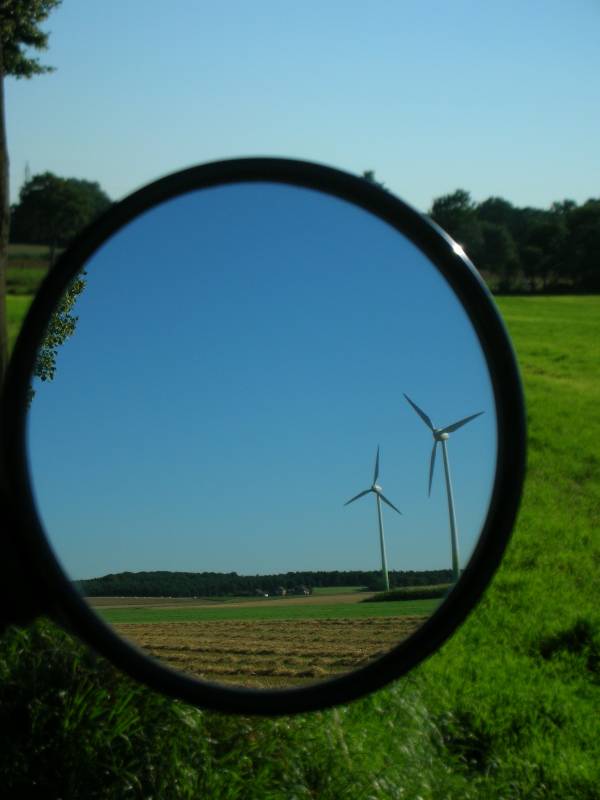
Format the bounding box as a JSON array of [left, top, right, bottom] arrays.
[[7, 294, 34, 351], [6, 266, 47, 296]]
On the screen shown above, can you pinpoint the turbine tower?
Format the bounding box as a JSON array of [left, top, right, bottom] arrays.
[[403, 394, 483, 582], [344, 446, 401, 592]]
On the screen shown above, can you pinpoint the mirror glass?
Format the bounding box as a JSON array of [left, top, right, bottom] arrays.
[[26, 183, 496, 688]]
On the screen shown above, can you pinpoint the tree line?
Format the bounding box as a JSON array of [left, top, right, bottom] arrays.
[[10, 171, 111, 262], [77, 569, 454, 597], [9, 173, 599, 296], [429, 189, 600, 293]]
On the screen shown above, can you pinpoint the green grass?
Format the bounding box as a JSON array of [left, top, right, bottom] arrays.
[[99, 598, 437, 625], [7, 294, 34, 351], [1, 295, 599, 798], [5, 242, 49, 351], [7, 243, 52, 296], [6, 265, 47, 296], [412, 295, 600, 797]]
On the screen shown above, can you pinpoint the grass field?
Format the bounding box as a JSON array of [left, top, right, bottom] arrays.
[[2, 294, 599, 798], [91, 594, 437, 622]]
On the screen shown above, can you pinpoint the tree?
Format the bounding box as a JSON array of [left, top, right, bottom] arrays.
[[479, 221, 519, 290], [566, 200, 600, 291], [520, 217, 567, 291], [11, 172, 111, 261], [27, 271, 85, 405], [362, 169, 386, 189], [477, 196, 518, 234], [429, 189, 483, 262], [0, 0, 62, 381], [550, 199, 577, 217]]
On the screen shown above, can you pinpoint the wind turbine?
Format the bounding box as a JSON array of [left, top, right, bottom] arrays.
[[344, 446, 401, 592], [403, 394, 484, 582]]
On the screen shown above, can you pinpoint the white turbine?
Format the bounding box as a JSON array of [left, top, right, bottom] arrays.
[[403, 394, 484, 582], [344, 446, 401, 592]]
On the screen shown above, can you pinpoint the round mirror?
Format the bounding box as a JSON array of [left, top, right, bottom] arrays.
[[6, 159, 524, 713]]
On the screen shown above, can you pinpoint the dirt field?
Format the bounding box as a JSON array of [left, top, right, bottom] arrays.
[[113, 615, 424, 688]]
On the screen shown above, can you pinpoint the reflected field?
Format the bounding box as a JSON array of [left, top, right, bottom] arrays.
[[90, 592, 439, 687]]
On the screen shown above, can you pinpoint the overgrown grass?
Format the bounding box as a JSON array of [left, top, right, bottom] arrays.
[[0, 621, 474, 799], [1, 295, 599, 797], [0, 623, 216, 798]]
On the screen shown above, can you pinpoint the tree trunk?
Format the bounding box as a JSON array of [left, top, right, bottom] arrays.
[[0, 38, 9, 384]]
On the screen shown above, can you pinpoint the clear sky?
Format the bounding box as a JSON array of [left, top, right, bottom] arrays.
[[27, 183, 496, 580], [6, 1, 599, 211]]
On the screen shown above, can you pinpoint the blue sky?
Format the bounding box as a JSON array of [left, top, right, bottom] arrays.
[[27, 184, 496, 580], [6, 1, 599, 211]]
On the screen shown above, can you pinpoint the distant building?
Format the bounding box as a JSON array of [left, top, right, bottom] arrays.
[[291, 585, 311, 596]]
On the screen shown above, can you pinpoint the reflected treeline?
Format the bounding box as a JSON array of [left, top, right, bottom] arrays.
[[429, 191, 600, 293], [77, 569, 454, 598]]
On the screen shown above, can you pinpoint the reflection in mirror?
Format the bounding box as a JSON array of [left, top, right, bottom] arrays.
[[27, 183, 496, 688]]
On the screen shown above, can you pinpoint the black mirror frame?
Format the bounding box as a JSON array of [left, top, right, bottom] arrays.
[[1, 157, 526, 715]]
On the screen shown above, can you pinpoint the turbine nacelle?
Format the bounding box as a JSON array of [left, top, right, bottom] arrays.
[[434, 431, 449, 441], [372, 483, 383, 493]]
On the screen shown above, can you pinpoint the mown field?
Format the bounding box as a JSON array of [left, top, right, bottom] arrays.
[[114, 617, 424, 687], [2, 293, 599, 798], [89, 591, 437, 686]]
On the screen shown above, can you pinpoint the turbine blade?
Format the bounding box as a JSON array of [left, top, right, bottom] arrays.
[[344, 489, 371, 506], [441, 411, 484, 434], [404, 393, 434, 430], [428, 441, 438, 497], [373, 446, 380, 483], [379, 493, 402, 514]]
